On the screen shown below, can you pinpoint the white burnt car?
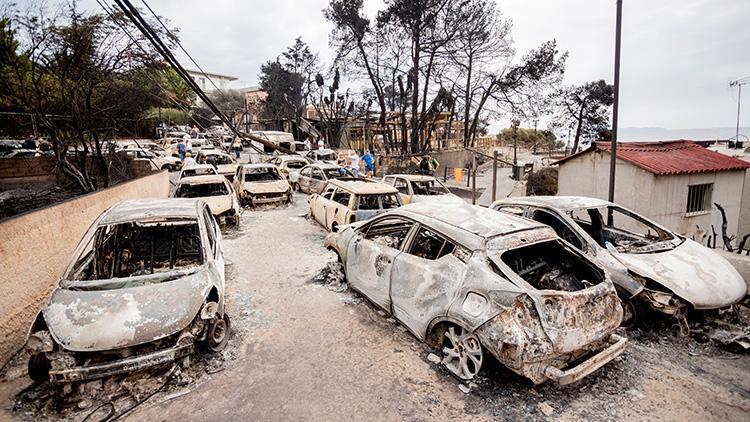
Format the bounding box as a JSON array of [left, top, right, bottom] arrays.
[[177, 164, 219, 180], [310, 179, 402, 232], [266, 155, 309, 182], [324, 202, 626, 384], [26, 199, 230, 384], [173, 175, 241, 226], [196, 150, 238, 181], [382, 174, 462, 204], [490, 196, 747, 328], [233, 163, 292, 207]]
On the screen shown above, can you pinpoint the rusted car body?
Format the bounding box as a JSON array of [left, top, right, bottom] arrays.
[[324, 202, 626, 384], [266, 155, 309, 181], [294, 163, 354, 194], [195, 150, 238, 181], [25, 199, 230, 384], [490, 196, 747, 327], [233, 163, 292, 207], [178, 164, 219, 180], [310, 179, 402, 232], [173, 175, 241, 226], [382, 174, 463, 204]]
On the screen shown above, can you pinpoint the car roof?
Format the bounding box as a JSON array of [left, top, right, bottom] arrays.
[[182, 164, 215, 170], [198, 150, 230, 157], [100, 199, 202, 224], [385, 174, 440, 182], [393, 202, 548, 245], [276, 155, 307, 161], [312, 148, 336, 154], [328, 179, 397, 194], [176, 174, 228, 185], [242, 163, 277, 169], [494, 195, 613, 211], [308, 163, 341, 170]]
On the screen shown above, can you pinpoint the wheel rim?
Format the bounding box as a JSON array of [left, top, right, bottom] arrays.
[[442, 326, 483, 380], [209, 318, 227, 348]]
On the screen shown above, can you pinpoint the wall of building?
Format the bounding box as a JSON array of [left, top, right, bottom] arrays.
[[557, 150, 746, 242], [0, 171, 170, 367]]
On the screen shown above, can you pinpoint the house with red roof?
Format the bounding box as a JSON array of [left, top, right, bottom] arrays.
[[555, 140, 750, 244]]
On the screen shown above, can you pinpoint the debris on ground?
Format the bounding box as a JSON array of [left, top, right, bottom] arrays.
[[427, 353, 441, 364], [692, 302, 750, 352], [309, 261, 347, 292], [537, 401, 555, 416], [458, 384, 471, 394]]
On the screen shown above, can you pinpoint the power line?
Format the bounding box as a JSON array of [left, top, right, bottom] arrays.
[[139, 0, 228, 98], [113, 0, 289, 154]]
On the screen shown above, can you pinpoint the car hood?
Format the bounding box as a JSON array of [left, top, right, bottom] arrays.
[[412, 193, 464, 204], [216, 163, 237, 175], [43, 270, 211, 352], [616, 239, 747, 309], [202, 194, 234, 214], [242, 179, 289, 194]]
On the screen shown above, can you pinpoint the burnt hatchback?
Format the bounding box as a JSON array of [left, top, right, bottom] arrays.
[[25, 199, 230, 385], [325, 202, 626, 384]]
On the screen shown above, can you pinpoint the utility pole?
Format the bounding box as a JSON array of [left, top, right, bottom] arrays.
[[608, 0, 623, 203], [730, 77, 750, 147]]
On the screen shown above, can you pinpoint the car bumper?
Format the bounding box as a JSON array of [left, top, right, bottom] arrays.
[[543, 334, 627, 385], [49, 343, 193, 383], [245, 192, 290, 205]]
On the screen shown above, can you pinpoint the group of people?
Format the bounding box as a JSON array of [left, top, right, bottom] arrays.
[[341, 149, 376, 178]]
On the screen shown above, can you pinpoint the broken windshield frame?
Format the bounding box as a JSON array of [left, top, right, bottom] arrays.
[[569, 206, 683, 254], [175, 182, 229, 198], [62, 220, 205, 289]]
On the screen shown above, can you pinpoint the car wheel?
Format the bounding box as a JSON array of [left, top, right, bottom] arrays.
[[331, 222, 338, 232], [161, 164, 173, 171], [441, 325, 483, 380], [28, 353, 50, 382], [203, 314, 231, 353], [293, 182, 301, 192]]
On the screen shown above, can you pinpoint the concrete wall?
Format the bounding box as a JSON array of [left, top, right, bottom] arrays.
[[0, 171, 170, 366], [0, 156, 57, 182], [557, 150, 746, 242]]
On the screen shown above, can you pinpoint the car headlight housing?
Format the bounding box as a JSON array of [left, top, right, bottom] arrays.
[[26, 330, 54, 354]]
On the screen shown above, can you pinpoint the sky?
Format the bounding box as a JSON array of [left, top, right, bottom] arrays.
[[25, 0, 750, 132]]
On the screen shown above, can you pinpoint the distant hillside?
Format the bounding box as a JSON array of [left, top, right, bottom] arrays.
[[618, 126, 749, 142]]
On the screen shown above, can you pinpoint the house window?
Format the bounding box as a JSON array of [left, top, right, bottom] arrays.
[[686, 183, 713, 213]]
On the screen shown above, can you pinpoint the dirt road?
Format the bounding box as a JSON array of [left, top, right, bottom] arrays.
[[2, 196, 749, 421]]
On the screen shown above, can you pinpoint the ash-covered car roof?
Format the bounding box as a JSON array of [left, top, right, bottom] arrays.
[[176, 174, 230, 185], [395, 202, 548, 240], [386, 174, 443, 182], [100, 198, 202, 224], [494, 195, 613, 211], [242, 163, 278, 169], [328, 179, 398, 195]]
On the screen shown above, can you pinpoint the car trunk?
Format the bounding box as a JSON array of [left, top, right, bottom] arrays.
[[494, 240, 622, 354]]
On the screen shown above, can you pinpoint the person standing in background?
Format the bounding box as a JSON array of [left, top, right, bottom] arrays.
[[362, 149, 374, 178], [232, 138, 242, 159], [348, 150, 360, 177], [177, 138, 186, 162], [318, 138, 325, 150], [190, 125, 199, 138]]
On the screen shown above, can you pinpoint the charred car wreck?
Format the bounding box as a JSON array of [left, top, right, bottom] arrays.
[[325, 202, 626, 384], [491, 196, 747, 330], [26, 199, 230, 386]]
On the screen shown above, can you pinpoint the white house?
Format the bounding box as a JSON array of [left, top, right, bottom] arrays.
[[555, 140, 750, 245], [185, 69, 237, 92]]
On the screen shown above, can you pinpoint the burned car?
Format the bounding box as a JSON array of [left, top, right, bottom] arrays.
[[26, 199, 230, 385], [324, 202, 626, 384], [173, 175, 241, 226], [382, 174, 463, 204], [310, 179, 401, 232], [233, 163, 292, 207], [490, 196, 747, 329], [177, 163, 219, 180]]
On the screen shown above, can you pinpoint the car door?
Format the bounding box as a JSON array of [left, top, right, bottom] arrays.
[[312, 186, 335, 226], [233, 166, 244, 196], [393, 177, 412, 204], [389, 224, 468, 339], [310, 167, 327, 194], [202, 205, 225, 289], [346, 216, 415, 310], [298, 166, 312, 193], [526, 207, 587, 252], [326, 188, 353, 230]]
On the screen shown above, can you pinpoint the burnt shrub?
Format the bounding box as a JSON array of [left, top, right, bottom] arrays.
[[526, 167, 558, 196]]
